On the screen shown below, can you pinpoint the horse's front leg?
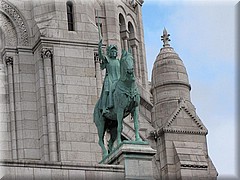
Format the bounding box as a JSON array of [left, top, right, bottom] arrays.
[[132, 106, 142, 142], [117, 108, 124, 145]]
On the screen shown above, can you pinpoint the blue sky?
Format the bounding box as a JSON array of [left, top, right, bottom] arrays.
[[142, 0, 237, 178]]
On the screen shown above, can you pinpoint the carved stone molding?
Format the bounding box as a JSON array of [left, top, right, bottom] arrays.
[[0, 13, 17, 46], [128, 0, 144, 8], [5, 56, 13, 65], [0, 0, 29, 46], [41, 48, 53, 59]]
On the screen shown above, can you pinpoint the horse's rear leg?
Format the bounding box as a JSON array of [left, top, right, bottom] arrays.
[[94, 102, 108, 159], [95, 112, 108, 158], [117, 109, 124, 145], [108, 124, 117, 152], [98, 124, 108, 158]]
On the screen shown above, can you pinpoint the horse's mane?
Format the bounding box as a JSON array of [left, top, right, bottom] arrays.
[[120, 50, 134, 81]]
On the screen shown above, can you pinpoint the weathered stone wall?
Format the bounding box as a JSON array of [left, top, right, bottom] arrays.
[[0, 0, 152, 164], [0, 0, 217, 179]]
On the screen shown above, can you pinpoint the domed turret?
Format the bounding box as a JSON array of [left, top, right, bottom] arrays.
[[150, 29, 217, 179], [151, 28, 193, 128]]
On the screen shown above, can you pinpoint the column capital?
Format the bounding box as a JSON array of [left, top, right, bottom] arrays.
[[5, 56, 13, 66], [94, 52, 100, 63], [120, 30, 130, 40], [41, 48, 53, 59], [129, 38, 139, 47]]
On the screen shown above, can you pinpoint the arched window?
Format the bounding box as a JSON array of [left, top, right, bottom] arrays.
[[128, 22, 134, 52], [66, 1, 74, 31], [128, 22, 134, 40], [128, 21, 140, 79], [119, 14, 127, 50]]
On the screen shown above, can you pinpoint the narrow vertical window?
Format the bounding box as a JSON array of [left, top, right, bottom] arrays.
[[67, 1, 74, 31], [119, 14, 126, 50]]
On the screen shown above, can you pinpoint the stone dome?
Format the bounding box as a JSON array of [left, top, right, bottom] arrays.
[[151, 29, 191, 103]]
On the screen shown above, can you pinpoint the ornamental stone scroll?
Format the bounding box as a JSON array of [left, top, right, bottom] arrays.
[[41, 48, 53, 59], [5, 56, 13, 66]]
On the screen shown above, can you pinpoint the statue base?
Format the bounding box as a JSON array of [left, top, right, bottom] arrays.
[[100, 141, 156, 180]]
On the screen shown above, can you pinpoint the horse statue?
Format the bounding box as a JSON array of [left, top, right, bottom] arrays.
[[93, 49, 142, 159]]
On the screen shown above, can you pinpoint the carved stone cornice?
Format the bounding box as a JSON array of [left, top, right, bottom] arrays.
[[140, 96, 153, 111], [129, 37, 139, 47], [159, 127, 208, 135], [149, 99, 208, 140], [5, 56, 13, 66], [150, 127, 208, 141], [0, 0, 29, 46], [128, 0, 144, 8], [41, 48, 53, 59], [120, 30, 130, 39], [165, 100, 206, 131]]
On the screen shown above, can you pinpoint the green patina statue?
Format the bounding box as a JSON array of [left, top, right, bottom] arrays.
[[98, 39, 120, 115], [94, 39, 142, 159]]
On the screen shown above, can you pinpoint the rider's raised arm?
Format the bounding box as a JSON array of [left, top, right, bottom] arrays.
[[98, 39, 108, 70]]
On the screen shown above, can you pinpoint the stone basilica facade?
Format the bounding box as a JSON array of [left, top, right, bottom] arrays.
[[0, 0, 217, 179]]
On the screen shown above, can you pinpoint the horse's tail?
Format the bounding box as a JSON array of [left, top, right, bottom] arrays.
[[94, 100, 103, 127], [93, 100, 99, 124], [93, 100, 108, 158]]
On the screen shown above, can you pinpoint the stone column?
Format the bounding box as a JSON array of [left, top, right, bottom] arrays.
[[41, 48, 58, 162], [131, 45, 139, 78], [123, 39, 128, 51], [136, 45, 142, 84], [38, 50, 50, 161], [120, 30, 129, 51], [129, 38, 140, 80], [5, 56, 18, 160], [0, 62, 11, 159], [135, 4, 148, 88]]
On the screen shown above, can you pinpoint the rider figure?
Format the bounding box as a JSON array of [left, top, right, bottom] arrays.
[[98, 39, 120, 115]]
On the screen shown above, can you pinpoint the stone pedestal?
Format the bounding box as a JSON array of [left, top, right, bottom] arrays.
[[101, 141, 156, 180]]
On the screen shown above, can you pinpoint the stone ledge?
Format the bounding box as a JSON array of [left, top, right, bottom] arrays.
[[100, 141, 156, 165], [99, 141, 156, 180], [0, 160, 124, 172], [33, 37, 101, 53]]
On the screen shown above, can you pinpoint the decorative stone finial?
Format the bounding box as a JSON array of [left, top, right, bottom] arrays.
[[161, 28, 171, 47]]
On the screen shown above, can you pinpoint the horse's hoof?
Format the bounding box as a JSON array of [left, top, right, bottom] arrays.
[[103, 153, 108, 159], [136, 138, 143, 142], [117, 140, 121, 145]]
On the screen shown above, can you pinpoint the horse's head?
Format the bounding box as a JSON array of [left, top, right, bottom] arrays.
[[120, 49, 135, 82]]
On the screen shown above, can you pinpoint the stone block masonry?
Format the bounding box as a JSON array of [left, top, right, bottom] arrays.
[[0, 0, 217, 179], [1, 160, 124, 180], [50, 43, 102, 163]]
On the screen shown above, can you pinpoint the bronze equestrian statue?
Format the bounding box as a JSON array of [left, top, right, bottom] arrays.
[[94, 40, 142, 159]]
